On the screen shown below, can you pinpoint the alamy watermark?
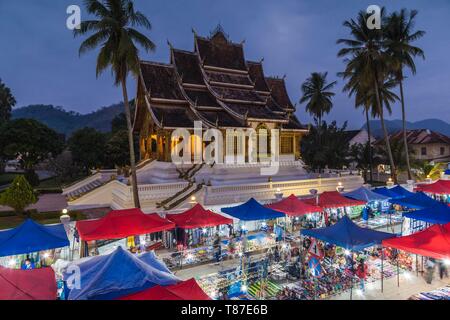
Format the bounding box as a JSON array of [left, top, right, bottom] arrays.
[[366, 5, 381, 30], [171, 121, 280, 176], [66, 5, 81, 30]]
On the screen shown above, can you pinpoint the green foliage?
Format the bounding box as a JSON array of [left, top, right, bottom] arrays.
[[0, 175, 37, 214], [0, 118, 64, 170], [301, 121, 350, 171], [414, 161, 445, 181], [105, 129, 130, 168], [349, 143, 381, 182], [0, 78, 16, 124], [24, 170, 40, 187], [111, 113, 128, 133], [68, 127, 107, 174]]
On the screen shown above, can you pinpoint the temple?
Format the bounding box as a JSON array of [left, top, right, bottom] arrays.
[[134, 26, 307, 166], [64, 26, 364, 211]]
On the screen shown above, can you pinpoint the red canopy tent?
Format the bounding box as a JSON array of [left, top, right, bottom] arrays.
[[415, 180, 450, 195], [166, 204, 232, 229], [118, 278, 211, 300], [0, 266, 57, 300], [266, 194, 323, 216], [303, 191, 366, 209], [382, 223, 450, 260], [76, 208, 175, 241]]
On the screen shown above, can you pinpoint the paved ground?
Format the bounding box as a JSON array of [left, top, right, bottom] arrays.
[[0, 193, 68, 213], [173, 254, 450, 300]]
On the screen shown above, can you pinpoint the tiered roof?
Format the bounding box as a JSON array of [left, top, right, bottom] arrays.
[[135, 27, 307, 131]]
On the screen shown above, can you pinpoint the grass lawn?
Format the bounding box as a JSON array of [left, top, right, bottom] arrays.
[[0, 211, 88, 230], [0, 173, 21, 186]]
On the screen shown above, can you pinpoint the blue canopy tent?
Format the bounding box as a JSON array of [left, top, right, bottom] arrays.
[[344, 187, 390, 202], [63, 246, 179, 300], [301, 216, 395, 251], [0, 219, 69, 257], [390, 185, 415, 198], [403, 202, 450, 225], [445, 169, 450, 175], [221, 198, 285, 221], [373, 187, 404, 199], [389, 192, 440, 210]]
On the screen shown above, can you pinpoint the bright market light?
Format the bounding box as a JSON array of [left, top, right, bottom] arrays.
[[238, 252, 243, 257], [261, 222, 267, 227], [202, 228, 208, 234], [404, 272, 412, 280], [356, 289, 364, 297], [276, 188, 281, 193], [344, 250, 351, 256], [443, 259, 450, 266], [241, 225, 247, 231], [295, 217, 299, 221], [186, 253, 194, 260], [43, 252, 50, 259], [62, 209, 68, 215], [241, 285, 248, 292], [8, 259, 15, 266]]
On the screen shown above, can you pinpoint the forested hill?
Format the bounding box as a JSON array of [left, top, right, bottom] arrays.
[[12, 103, 124, 136], [362, 119, 450, 138]]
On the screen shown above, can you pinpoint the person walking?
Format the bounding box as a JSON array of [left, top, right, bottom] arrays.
[[424, 258, 436, 284], [438, 260, 448, 280]]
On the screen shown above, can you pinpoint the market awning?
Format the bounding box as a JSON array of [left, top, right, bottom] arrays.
[[343, 187, 390, 202], [390, 185, 415, 197], [389, 192, 440, 210], [76, 208, 175, 241], [373, 187, 404, 199], [303, 191, 366, 209], [265, 194, 323, 217], [301, 216, 395, 251], [63, 246, 179, 300], [0, 219, 69, 257], [118, 278, 211, 300], [166, 204, 232, 229], [415, 180, 450, 195], [221, 198, 285, 221], [382, 223, 450, 260], [403, 202, 450, 225], [0, 266, 57, 300]]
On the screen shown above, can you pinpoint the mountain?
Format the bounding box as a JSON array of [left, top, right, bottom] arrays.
[[12, 103, 124, 137], [362, 119, 450, 138]]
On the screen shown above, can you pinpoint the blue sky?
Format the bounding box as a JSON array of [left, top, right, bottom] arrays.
[[0, 0, 449, 129]]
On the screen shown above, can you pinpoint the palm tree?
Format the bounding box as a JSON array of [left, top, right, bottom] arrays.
[[337, 9, 399, 183], [385, 9, 425, 181], [74, 0, 156, 208], [340, 66, 399, 182], [300, 72, 337, 126], [0, 78, 16, 124]]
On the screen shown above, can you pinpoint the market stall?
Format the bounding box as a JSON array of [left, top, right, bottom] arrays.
[[373, 187, 405, 199], [163, 204, 233, 268], [343, 186, 391, 215], [118, 278, 211, 300], [75, 208, 175, 257], [301, 216, 396, 298], [389, 192, 440, 210], [403, 202, 450, 234], [390, 185, 415, 198], [415, 180, 450, 204], [0, 219, 70, 269], [265, 194, 323, 230], [0, 266, 57, 300], [62, 246, 179, 300], [303, 191, 366, 224]]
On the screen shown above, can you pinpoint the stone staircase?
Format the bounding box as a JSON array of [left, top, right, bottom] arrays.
[[65, 179, 105, 201]]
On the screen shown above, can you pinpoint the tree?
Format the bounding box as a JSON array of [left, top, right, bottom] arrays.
[[0, 78, 16, 124], [68, 127, 107, 174], [300, 72, 337, 126], [301, 121, 350, 171], [0, 175, 37, 215], [104, 129, 130, 168], [414, 161, 445, 181], [111, 112, 128, 133], [385, 9, 425, 180], [337, 8, 398, 183], [75, 0, 156, 208], [376, 137, 415, 180], [0, 119, 64, 185], [349, 142, 381, 183]]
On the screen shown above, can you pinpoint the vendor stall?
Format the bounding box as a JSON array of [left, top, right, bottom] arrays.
[[343, 186, 391, 215], [415, 180, 450, 204], [118, 278, 211, 300], [390, 185, 415, 198], [0, 219, 70, 269], [75, 208, 175, 257], [373, 187, 405, 199], [303, 191, 366, 224], [389, 192, 440, 210], [265, 194, 323, 230], [0, 266, 57, 300], [62, 246, 179, 300], [403, 202, 450, 234]]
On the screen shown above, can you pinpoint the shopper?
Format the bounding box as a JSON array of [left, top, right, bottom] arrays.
[[424, 258, 436, 284], [213, 234, 222, 263], [356, 259, 368, 291], [438, 260, 448, 279]]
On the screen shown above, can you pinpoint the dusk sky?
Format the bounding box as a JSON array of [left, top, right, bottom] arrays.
[[1, 0, 449, 129]]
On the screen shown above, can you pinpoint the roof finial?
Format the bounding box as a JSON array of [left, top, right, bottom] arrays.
[[167, 39, 173, 49], [240, 39, 246, 45], [245, 110, 249, 120], [216, 115, 219, 128], [191, 27, 198, 36], [260, 57, 264, 63], [282, 74, 287, 80]]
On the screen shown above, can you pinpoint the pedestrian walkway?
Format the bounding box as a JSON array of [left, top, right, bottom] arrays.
[[0, 193, 68, 213]]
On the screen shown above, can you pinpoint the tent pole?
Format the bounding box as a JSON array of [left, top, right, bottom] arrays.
[[397, 256, 400, 287], [381, 247, 384, 293], [415, 254, 418, 277]]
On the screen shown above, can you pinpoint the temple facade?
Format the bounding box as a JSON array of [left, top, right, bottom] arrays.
[[133, 27, 308, 166]]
